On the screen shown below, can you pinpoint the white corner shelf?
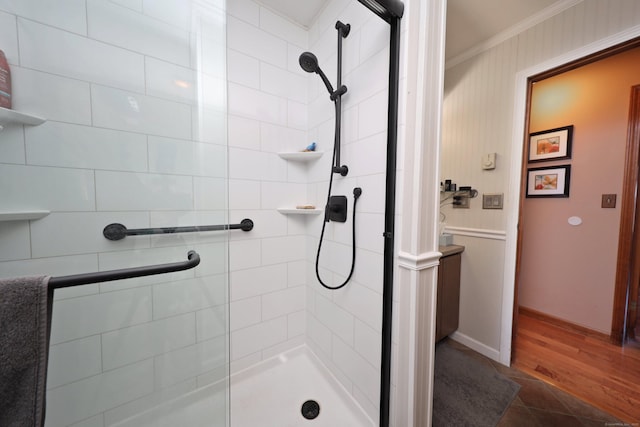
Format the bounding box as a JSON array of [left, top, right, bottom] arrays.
[[0, 210, 50, 222], [277, 151, 324, 162], [277, 208, 323, 215], [0, 107, 46, 128]]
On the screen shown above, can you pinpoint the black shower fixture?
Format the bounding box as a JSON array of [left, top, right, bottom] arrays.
[[356, 0, 404, 21], [298, 52, 346, 102], [353, 1, 404, 426], [298, 21, 350, 103], [326, 195, 347, 223], [298, 20, 350, 177]]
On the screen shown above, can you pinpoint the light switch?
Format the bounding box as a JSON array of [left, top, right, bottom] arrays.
[[482, 153, 496, 170], [483, 193, 503, 209], [602, 194, 616, 208]]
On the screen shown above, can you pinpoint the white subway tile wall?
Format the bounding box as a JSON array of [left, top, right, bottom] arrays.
[[0, 1, 233, 426], [0, 0, 390, 424], [303, 1, 389, 422]]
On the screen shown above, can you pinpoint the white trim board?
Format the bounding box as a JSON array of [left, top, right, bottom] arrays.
[[501, 23, 640, 367], [397, 250, 441, 271], [449, 331, 501, 363], [444, 226, 506, 241]]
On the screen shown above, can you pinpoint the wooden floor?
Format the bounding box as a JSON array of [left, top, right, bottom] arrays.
[[512, 309, 640, 423]]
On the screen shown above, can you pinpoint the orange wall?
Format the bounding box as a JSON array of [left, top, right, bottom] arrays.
[[519, 47, 640, 333]]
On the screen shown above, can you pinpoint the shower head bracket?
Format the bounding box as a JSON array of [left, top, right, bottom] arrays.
[[336, 21, 351, 37], [333, 165, 349, 176]]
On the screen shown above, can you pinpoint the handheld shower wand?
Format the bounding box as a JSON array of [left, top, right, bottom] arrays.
[[298, 21, 350, 176], [299, 52, 346, 101]]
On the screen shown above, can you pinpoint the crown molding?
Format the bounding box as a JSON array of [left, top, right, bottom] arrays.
[[445, 0, 584, 69]]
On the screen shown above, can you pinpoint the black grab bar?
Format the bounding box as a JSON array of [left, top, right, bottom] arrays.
[[49, 250, 200, 289], [103, 218, 254, 241]]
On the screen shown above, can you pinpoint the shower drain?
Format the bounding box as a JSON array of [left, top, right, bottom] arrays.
[[301, 399, 320, 420]]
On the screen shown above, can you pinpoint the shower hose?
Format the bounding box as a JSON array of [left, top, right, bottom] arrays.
[[315, 101, 361, 290]]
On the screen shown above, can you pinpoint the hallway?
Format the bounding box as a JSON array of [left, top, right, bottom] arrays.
[[512, 309, 640, 423]]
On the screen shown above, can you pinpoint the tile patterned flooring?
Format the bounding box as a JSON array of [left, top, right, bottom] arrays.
[[445, 339, 627, 427]]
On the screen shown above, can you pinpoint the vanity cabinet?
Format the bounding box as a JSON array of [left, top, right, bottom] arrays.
[[436, 245, 464, 342]]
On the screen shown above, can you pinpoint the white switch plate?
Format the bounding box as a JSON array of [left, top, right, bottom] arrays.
[[482, 153, 496, 170], [482, 193, 503, 209]]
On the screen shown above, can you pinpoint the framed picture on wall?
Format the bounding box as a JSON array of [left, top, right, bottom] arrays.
[[528, 125, 573, 162], [526, 165, 571, 198]]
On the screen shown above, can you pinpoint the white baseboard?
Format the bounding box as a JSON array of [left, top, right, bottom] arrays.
[[449, 331, 502, 364]]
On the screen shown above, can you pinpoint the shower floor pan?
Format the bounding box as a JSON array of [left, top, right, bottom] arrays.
[[231, 346, 374, 427], [109, 346, 373, 427]]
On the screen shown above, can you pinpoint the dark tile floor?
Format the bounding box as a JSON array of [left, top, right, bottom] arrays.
[[446, 339, 627, 427]]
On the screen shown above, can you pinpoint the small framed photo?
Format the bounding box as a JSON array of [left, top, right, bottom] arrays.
[[526, 165, 571, 198], [528, 125, 573, 162]]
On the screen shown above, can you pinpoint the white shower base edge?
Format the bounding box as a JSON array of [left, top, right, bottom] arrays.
[[231, 345, 374, 427], [109, 345, 374, 427]]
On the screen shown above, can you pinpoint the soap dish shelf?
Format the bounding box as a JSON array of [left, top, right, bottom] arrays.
[[277, 208, 323, 215], [0, 107, 46, 128], [277, 152, 324, 162], [0, 210, 50, 222]]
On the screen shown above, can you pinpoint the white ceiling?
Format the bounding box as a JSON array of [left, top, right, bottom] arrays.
[[259, 0, 563, 60], [258, 0, 327, 28]]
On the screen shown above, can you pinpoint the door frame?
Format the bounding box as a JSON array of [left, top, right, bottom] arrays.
[[611, 83, 640, 344], [500, 25, 640, 366]]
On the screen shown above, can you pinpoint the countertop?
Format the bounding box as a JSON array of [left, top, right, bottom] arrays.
[[438, 245, 465, 257]]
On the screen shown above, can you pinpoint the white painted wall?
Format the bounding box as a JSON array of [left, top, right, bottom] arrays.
[[441, 0, 640, 362]]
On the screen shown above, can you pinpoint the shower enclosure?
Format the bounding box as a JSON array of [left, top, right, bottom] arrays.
[[0, 0, 400, 425], [1, 1, 231, 425]]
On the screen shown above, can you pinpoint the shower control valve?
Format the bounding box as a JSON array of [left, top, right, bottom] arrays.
[[327, 195, 348, 223]]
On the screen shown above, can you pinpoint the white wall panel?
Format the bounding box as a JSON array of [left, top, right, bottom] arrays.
[[11, 67, 92, 125], [87, 0, 190, 67], [91, 85, 192, 140], [0, 0, 87, 34], [227, 15, 287, 67], [50, 287, 152, 344], [259, 7, 307, 49], [153, 276, 227, 320], [148, 137, 227, 177], [0, 221, 30, 261], [47, 336, 102, 389], [0, 10, 18, 63], [145, 57, 197, 104], [46, 360, 154, 427], [25, 122, 148, 172], [1, 2, 230, 424], [102, 313, 196, 370], [0, 164, 95, 212], [18, 19, 144, 92], [95, 170, 193, 211]]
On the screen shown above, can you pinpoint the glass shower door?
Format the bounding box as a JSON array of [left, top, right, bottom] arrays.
[[0, 0, 229, 426]]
